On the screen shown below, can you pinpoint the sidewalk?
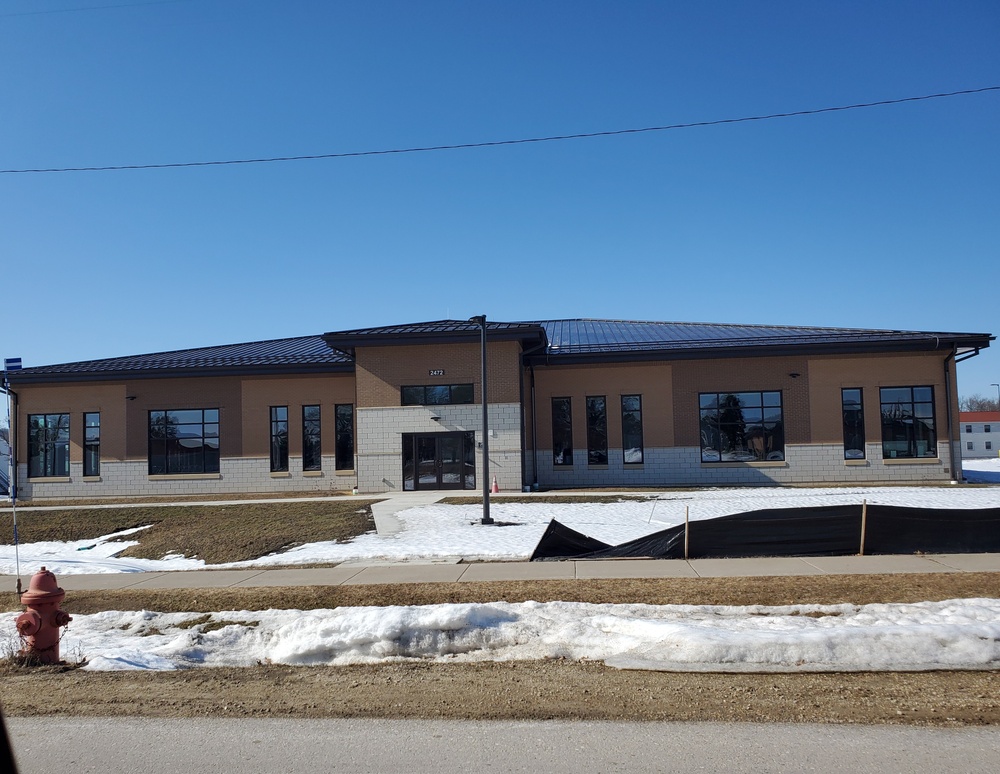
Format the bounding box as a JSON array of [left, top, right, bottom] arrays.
[[6, 551, 998, 593]]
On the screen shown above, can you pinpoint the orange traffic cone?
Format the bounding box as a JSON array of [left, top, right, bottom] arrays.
[[491, 476, 500, 494]]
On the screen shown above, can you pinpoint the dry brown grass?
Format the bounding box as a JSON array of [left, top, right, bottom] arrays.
[[0, 500, 377, 565], [3, 571, 992, 617]]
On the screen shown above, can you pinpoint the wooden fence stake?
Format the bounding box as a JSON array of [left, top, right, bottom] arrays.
[[859, 499, 868, 556], [684, 505, 690, 560]]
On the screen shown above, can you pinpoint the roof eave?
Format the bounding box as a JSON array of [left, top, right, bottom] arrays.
[[525, 335, 993, 366], [7, 362, 355, 385]]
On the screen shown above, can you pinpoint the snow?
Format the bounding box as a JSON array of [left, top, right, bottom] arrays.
[[3, 480, 999, 575], [3, 598, 999, 673], [2, 477, 999, 672]]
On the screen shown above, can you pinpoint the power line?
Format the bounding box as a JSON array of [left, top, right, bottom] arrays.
[[0, 1, 193, 18], [3, 85, 998, 175]]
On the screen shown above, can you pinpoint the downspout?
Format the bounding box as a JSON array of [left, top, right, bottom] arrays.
[[943, 348, 958, 483], [5, 385, 16, 502], [530, 364, 538, 488]]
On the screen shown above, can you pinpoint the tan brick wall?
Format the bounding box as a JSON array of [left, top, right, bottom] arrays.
[[529, 362, 674, 449], [807, 352, 956, 445], [671, 356, 811, 446], [355, 341, 521, 408], [15, 382, 127, 462], [120, 376, 244, 460], [240, 374, 356, 457]]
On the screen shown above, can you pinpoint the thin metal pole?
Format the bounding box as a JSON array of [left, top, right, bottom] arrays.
[[4, 376, 19, 591], [472, 316, 493, 525]]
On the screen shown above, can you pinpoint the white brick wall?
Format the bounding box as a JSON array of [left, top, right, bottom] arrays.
[[17, 456, 354, 500], [356, 403, 523, 493], [532, 441, 958, 488]]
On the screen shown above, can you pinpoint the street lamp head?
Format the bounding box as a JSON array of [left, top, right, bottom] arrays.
[[468, 315, 486, 327]]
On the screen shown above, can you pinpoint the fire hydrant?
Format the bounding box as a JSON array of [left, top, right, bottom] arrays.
[[16, 567, 72, 665]]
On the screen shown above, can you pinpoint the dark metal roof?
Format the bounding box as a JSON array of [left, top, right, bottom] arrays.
[[528, 319, 993, 363], [322, 319, 547, 355], [8, 319, 992, 384], [10, 335, 351, 383]]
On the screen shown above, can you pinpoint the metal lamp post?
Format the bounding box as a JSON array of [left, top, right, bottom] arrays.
[[469, 315, 493, 525], [992, 383, 1000, 410]]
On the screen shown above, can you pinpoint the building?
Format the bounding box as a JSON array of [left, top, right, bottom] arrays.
[[960, 411, 1000, 459], [5, 318, 994, 500]]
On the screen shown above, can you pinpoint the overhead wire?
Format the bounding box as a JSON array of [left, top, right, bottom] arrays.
[[2, 85, 997, 175]]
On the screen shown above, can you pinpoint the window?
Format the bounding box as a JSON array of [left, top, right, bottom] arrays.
[[966, 424, 973, 433], [552, 397, 573, 465], [28, 413, 70, 477], [699, 391, 784, 462], [84, 412, 100, 476], [621, 395, 644, 464], [586, 396, 608, 465], [269, 407, 289, 472], [303, 406, 321, 471], [148, 409, 220, 475], [335, 404, 354, 470], [986, 425, 992, 433], [841, 388, 865, 459], [879, 386, 936, 459], [967, 441, 975, 451], [987, 441, 993, 451], [400, 384, 474, 405]]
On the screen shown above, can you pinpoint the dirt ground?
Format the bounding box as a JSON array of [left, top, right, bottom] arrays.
[[3, 572, 999, 726]]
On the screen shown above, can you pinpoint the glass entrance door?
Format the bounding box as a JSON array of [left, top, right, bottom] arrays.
[[402, 432, 475, 491]]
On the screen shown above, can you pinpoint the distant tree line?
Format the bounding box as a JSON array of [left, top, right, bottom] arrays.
[[960, 394, 1000, 412]]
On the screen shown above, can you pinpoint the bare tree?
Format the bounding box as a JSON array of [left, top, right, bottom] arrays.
[[959, 394, 1000, 412]]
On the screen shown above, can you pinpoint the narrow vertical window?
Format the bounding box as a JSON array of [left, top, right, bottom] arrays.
[[270, 406, 288, 472], [586, 396, 608, 465], [552, 397, 573, 465], [302, 405, 321, 471], [621, 395, 644, 464], [967, 441, 974, 451], [84, 412, 101, 476], [841, 388, 865, 459], [335, 404, 354, 470]]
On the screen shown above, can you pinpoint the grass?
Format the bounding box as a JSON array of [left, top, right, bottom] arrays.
[[0, 499, 377, 565], [5, 572, 997, 617]]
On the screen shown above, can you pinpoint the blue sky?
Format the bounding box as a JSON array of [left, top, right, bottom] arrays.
[[2, 0, 998, 400]]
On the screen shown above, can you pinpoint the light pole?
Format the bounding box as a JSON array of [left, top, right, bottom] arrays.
[[992, 384, 1000, 411], [469, 315, 493, 525]]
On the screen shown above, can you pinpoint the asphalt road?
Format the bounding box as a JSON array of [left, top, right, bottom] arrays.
[[8, 718, 1000, 773]]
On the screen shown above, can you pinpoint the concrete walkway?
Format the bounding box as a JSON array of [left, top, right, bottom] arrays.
[[6, 551, 997, 593]]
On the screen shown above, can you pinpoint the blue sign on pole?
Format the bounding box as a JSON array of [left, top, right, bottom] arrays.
[[4, 358, 21, 371]]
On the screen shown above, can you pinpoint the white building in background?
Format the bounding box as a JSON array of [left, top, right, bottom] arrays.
[[960, 411, 1000, 459]]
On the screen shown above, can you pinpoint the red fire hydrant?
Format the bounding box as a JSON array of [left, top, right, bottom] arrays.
[[16, 567, 72, 665]]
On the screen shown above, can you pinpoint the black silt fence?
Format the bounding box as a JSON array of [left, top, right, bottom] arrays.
[[530, 504, 1000, 561]]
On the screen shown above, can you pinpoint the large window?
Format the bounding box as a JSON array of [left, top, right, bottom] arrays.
[[699, 391, 784, 462], [841, 388, 865, 459], [28, 413, 70, 477], [149, 409, 220, 475], [84, 412, 101, 476], [303, 406, 321, 472], [586, 396, 608, 465], [270, 407, 289, 472], [880, 386, 936, 459], [401, 384, 474, 405], [552, 397, 573, 465], [335, 404, 354, 470], [621, 395, 644, 464]]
